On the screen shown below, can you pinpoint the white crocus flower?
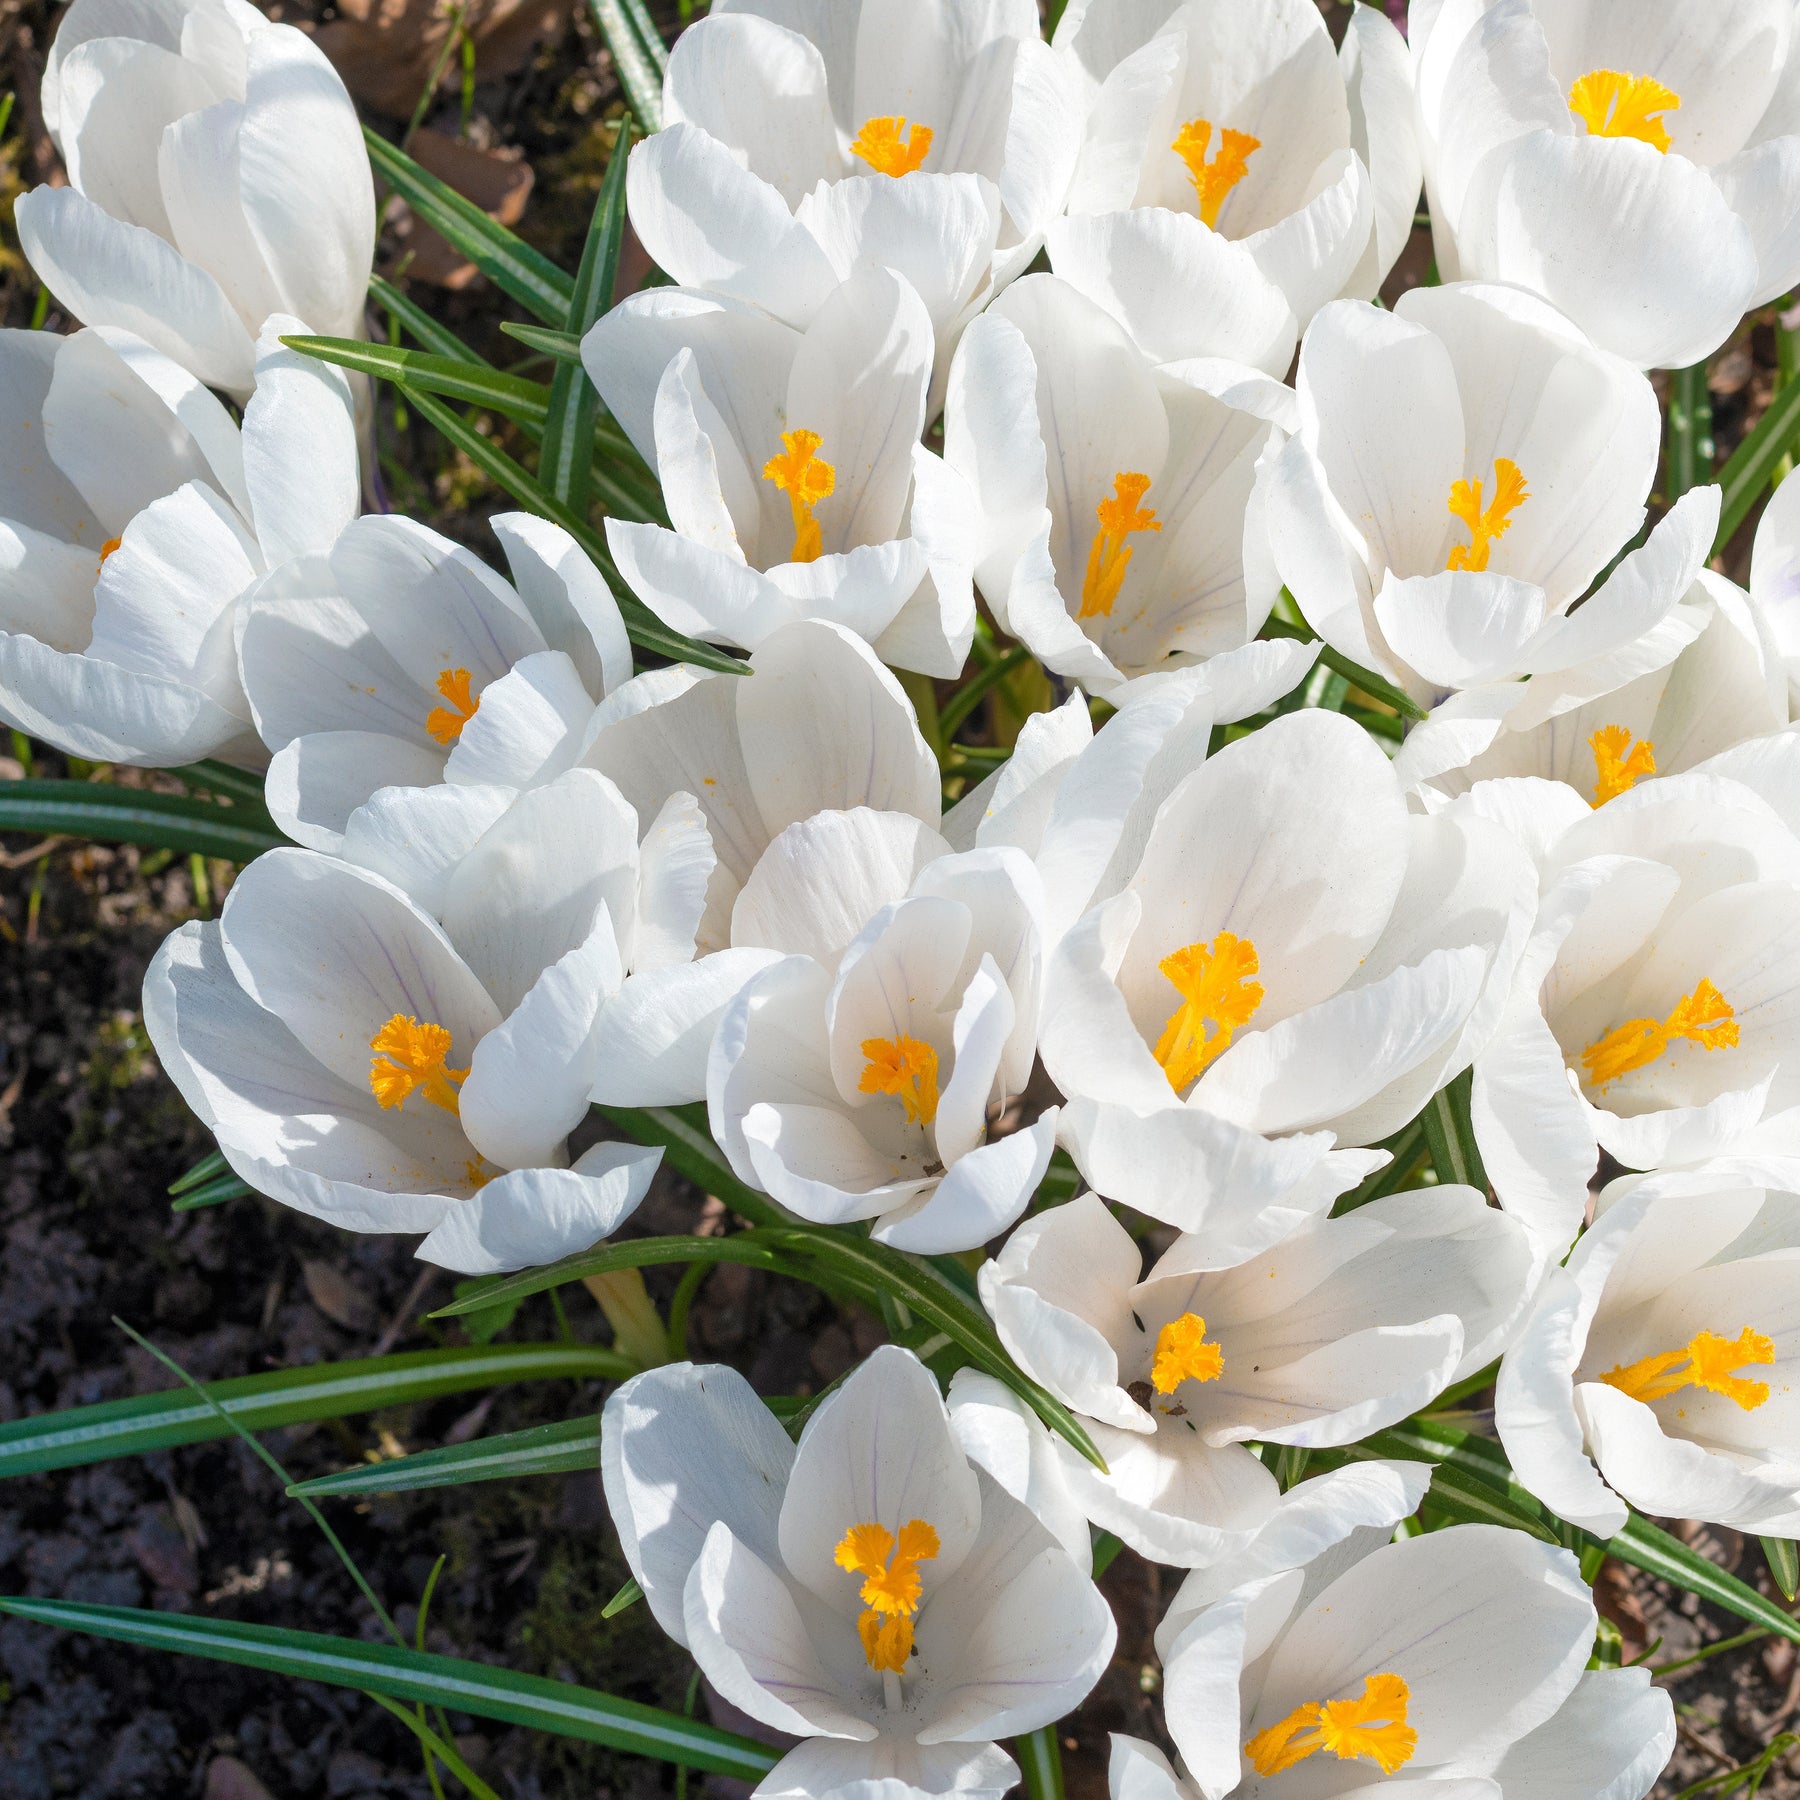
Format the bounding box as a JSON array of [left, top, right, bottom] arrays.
[[601, 1345, 1116, 1800], [238, 511, 632, 849], [1498, 1170, 1800, 1539], [1411, 0, 1800, 369], [15, 0, 374, 396], [1041, 708, 1535, 1239], [0, 316, 355, 768], [708, 847, 1055, 1253], [585, 267, 976, 675], [583, 620, 944, 1106], [1123, 1508, 1671, 1800], [143, 842, 661, 1275], [627, 0, 1082, 376], [945, 274, 1295, 696], [1749, 466, 1800, 713], [1048, 0, 1420, 374], [980, 1189, 1531, 1567], [1400, 570, 1790, 805], [1261, 283, 1716, 712], [1464, 763, 1800, 1261]]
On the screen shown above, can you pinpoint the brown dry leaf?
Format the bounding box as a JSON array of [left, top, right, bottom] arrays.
[[203, 1758, 279, 1800], [384, 124, 535, 289], [301, 1257, 378, 1331], [313, 0, 568, 121]]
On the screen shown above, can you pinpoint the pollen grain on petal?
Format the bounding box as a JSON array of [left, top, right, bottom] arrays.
[[1579, 977, 1738, 1090], [763, 427, 836, 563], [859, 1034, 941, 1126], [1602, 1325, 1775, 1411], [851, 114, 933, 177], [1446, 458, 1529, 573], [1080, 472, 1162, 620], [1151, 1312, 1224, 1395], [426, 666, 480, 745], [369, 1014, 470, 1115], [1153, 931, 1264, 1093], [1171, 117, 1260, 228], [1589, 724, 1657, 806], [1569, 69, 1680, 153], [1246, 1673, 1417, 1779]]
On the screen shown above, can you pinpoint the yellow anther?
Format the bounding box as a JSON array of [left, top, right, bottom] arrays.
[[834, 1518, 940, 1672], [369, 1014, 469, 1115], [1080, 472, 1162, 619], [1602, 1326, 1775, 1411], [1152, 1313, 1224, 1395], [1590, 724, 1657, 807], [859, 1034, 941, 1127], [1446, 458, 1529, 572], [98, 534, 123, 566], [850, 115, 933, 177], [426, 667, 480, 746], [1153, 932, 1264, 1093], [1579, 977, 1739, 1090], [763, 428, 835, 564], [1246, 1673, 1418, 1779], [1171, 118, 1260, 228], [1569, 70, 1679, 153]]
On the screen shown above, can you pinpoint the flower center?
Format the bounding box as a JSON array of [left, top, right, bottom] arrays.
[[763, 428, 835, 564], [1590, 724, 1657, 806], [1171, 117, 1260, 228], [1446, 458, 1529, 572], [1081, 472, 1162, 619], [1579, 977, 1739, 1090], [1569, 69, 1679, 152], [369, 1014, 470, 1114], [850, 115, 932, 177], [426, 667, 480, 745], [1601, 1326, 1775, 1411], [1246, 1673, 1418, 1779], [858, 1034, 940, 1127], [1153, 931, 1264, 1092], [834, 1518, 940, 1672], [1152, 1313, 1224, 1395]]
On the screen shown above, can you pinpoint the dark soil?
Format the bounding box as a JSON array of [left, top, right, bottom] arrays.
[[0, 0, 1795, 1793]]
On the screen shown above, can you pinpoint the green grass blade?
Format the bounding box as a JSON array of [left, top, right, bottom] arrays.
[[1764, 1535, 1800, 1603], [542, 121, 632, 512], [619, 0, 669, 71], [0, 780, 286, 861], [177, 759, 271, 808], [167, 1149, 227, 1195], [370, 273, 495, 368], [284, 335, 549, 429], [1420, 1069, 1487, 1192], [364, 128, 574, 324], [587, 0, 664, 131], [594, 1104, 794, 1229], [1715, 374, 1800, 550], [394, 383, 741, 674], [1260, 614, 1425, 721], [1348, 1429, 1558, 1544], [501, 321, 584, 364], [0, 1600, 779, 1777], [290, 1414, 601, 1498], [170, 1171, 254, 1211], [0, 1344, 631, 1479]]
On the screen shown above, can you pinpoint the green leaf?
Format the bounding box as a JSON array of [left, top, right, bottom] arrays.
[[289, 1414, 600, 1498], [364, 128, 574, 324], [0, 1600, 779, 1778], [1017, 1727, 1066, 1800], [1763, 1535, 1800, 1603], [0, 779, 286, 861], [1666, 360, 1715, 502], [1715, 376, 1800, 551], [284, 335, 550, 429], [392, 383, 739, 673], [602, 1576, 643, 1618], [587, 0, 664, 131], [167, 1149, 227, 1195], [1260, 614, 1426, 722], [542, 120, 633, 512], [1420, 1069, 1487, 1192], [370, 272, 495, 368], [178, 759, 271, 808], [0, 1344, 631, 1480], [451, 1273, 525, 1345], [593, 1103, 793, 1229], [1610, 1516, 1800, 1646], [1347, 1428, 1559, 1544], [619, 0, 669, 71], [170, 1171, 253, 1212], [501, 321, 584, 364]]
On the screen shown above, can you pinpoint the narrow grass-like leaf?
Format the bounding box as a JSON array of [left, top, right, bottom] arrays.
[[178, 759, 271, 808], [0, 1600, 779, 1777], [1260, 615, 1424, 721], [619, 0, 669, 71], [542, 120, 632, 511], [588, 0, 664, 130], [1666, 360, 1714, 502], [0, 1344, 630, 1479], [291, 1415, 601, 1498], [394, 383, 739, 672], [1017, 1727, 1066, 1800], [501, 321, 584, 364], [1611, 1516, 1800, 1646], [0, 780, 286, 860], [170, 1171, 253, 1211], [168, 1149, 227, 1195], [1715, 373, 1800, 550], [594, 1104, 793, 1229], [1420, 1070, 1487, 1192], [365, 128, 574, 323], [285, 335, 549, 428], [1764, 1535, 1800, 1603], [370, 273, 494, 367]]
